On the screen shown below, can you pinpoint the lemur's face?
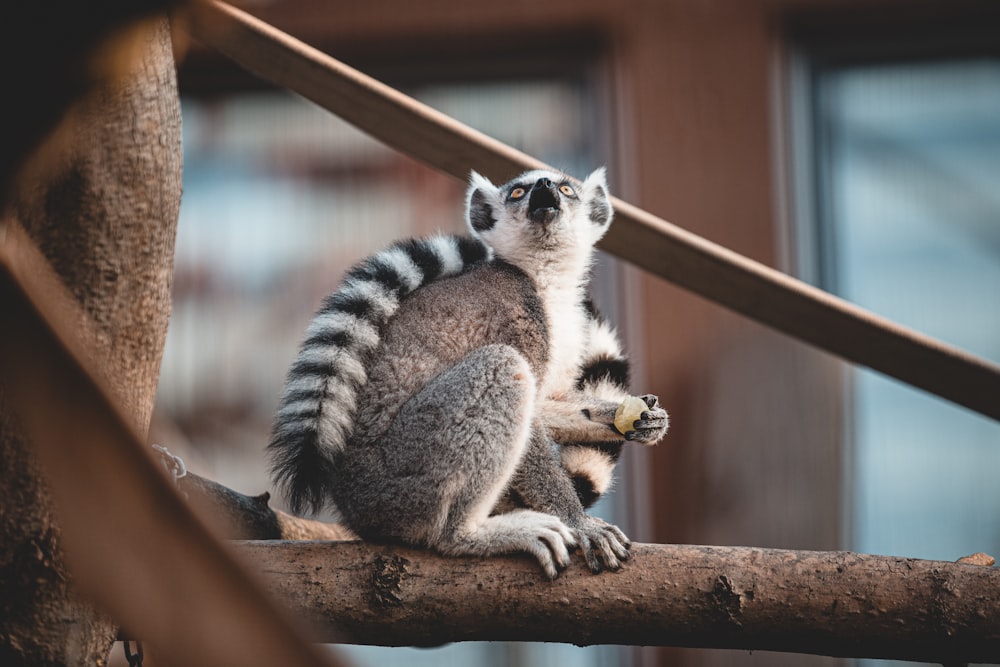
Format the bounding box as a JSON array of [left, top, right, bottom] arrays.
[[465, 168, 613, 271]]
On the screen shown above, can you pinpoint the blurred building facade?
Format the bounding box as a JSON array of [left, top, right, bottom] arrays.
[[158, 1, 1000, 666]]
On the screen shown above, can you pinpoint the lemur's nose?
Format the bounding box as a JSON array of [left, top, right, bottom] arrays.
[[527, 176, 561, 222]]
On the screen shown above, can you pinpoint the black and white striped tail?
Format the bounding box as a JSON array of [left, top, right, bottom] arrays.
[[268, 234, 491, 514], [565, 300, 632, 508]]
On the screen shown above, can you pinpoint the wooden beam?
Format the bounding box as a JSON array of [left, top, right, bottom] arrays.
[[186, 0, 1000, 423]]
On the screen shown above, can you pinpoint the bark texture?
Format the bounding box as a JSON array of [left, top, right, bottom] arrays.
[[0, 1, 175, 197], [0, 17, 181, 666], [236, 540, 1000, 664]]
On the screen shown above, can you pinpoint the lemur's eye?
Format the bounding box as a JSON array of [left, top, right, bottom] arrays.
[[509, 187, 526, 200], [559, 184, 576, 197]]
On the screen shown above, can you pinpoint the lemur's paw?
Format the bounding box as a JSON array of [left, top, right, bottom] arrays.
[[623, 394, 669, 445], [510, 511, 577, 579], [570, 514, 631, 573]]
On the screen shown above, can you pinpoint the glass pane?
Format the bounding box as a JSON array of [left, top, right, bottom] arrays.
[[815, 59, 1000, 563]]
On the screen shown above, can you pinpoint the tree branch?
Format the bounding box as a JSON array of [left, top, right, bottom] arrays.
[[230, 539, 1000, 664], [165, 458, 354, 541], [151, 446, 1000, 663]]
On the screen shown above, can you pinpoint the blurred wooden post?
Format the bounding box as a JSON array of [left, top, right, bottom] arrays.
[[0, 14, 183, 664], [0, 11, 343, 666]]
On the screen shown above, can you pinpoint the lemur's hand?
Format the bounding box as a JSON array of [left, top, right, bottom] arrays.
[[568, 514, 631, 573], [589, 394, 669, 443], [622, 394, 669, 445]]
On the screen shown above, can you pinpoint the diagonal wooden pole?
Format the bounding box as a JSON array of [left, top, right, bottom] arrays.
[[187, 0, 1000, 424], [0, 216, 345, 667]]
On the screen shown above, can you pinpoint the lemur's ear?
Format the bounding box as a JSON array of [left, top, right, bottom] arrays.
[[582, 167, 613, 229], [466, 171, 500, 234]]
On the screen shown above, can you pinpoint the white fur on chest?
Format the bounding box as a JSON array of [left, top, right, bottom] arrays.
[[517, 237, 596, 400], [537, 282, 587, 399]]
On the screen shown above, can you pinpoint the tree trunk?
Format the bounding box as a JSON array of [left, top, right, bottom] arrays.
[[0, 16, 181, 666]]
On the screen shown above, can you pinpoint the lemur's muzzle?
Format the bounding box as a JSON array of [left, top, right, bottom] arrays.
[[528, 178, 560, 224]]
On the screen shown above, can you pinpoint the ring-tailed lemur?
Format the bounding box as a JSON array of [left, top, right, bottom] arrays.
[[269, 168, 668, 577]]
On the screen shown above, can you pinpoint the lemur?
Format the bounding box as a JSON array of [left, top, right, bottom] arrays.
[[269, 168, 668, 577]]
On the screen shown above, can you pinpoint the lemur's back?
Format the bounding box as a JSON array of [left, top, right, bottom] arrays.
[[351, 260, 548, 444]]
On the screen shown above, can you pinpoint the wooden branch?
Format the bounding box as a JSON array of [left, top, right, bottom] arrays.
[[160, 452, 354, 541], [152, 438, 1000, 665], [152, 446, 1000, 662], [236, 540, 1000, 664]]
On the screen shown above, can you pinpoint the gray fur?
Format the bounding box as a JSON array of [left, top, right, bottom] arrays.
[[268, 234, 492, 514], [270, 167, 668, 577]]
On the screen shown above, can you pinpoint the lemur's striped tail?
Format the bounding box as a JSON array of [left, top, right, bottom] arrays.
[[268, 234, 491, 514]]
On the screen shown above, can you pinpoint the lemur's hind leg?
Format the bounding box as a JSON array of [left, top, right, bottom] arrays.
[[364, 344, 576, 578]]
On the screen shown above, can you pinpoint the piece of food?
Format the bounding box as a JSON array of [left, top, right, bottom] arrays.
[[614, 395, 648, 435]]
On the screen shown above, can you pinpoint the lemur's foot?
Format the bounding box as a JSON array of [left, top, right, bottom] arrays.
[[569, 514, 631, 573], [445, 510, 577, 579]]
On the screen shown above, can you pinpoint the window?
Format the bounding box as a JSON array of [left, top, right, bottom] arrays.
[[791, 21, 1000, 577]]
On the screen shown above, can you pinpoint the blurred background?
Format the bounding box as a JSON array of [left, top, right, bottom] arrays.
[[154, 1, 1000, 666]]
